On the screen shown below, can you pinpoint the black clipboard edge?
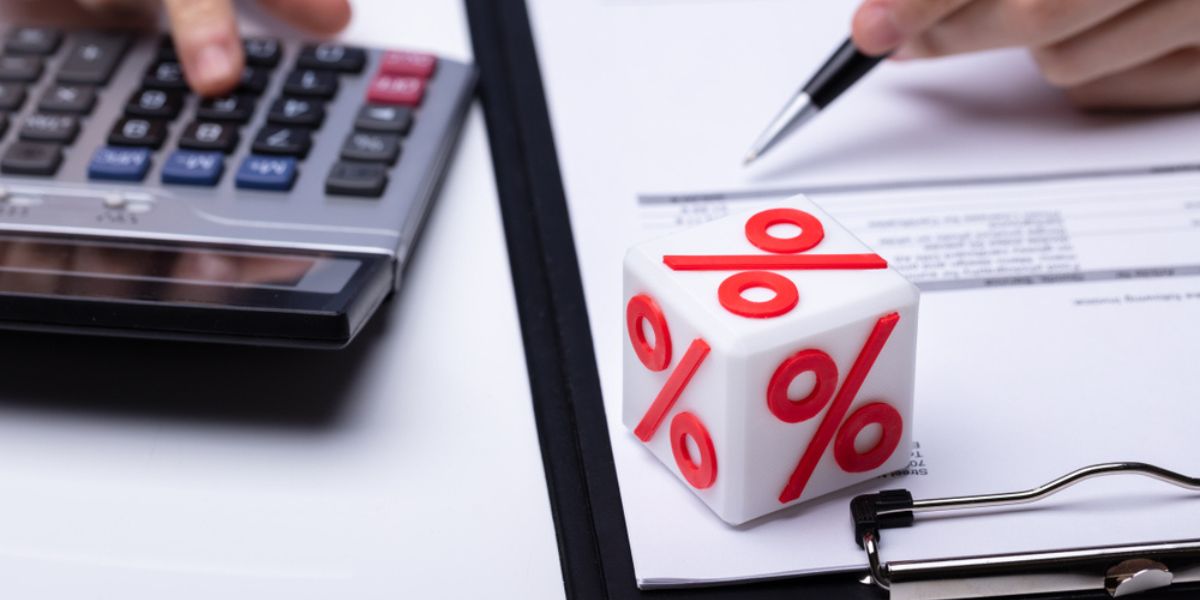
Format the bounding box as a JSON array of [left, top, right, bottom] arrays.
[[461, 2, 1192, 599]]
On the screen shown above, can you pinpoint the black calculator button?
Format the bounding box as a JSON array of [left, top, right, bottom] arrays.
[[180, 121, 241, 153], [5, 27, 63, 56], [57, 33, 130, 85], [157, 36, 177, 61], [237, 67, 271, 93], [326, 161, 387, 197], [0, 56, 43, 82], [244, 38, 281, 68], [251, 125, 312, 157], [20, 114, 79, 144], [340, 131, 400, 164], [355, 104, 412, 134], [266, 97, 324, 127], [109, 117, 167, 149], [39, 84, 97, 114], [1, 141, 62, 175], [0, 83, 27, 111], [144, 61, 189, 90], [196, 94, 256, 122], [297, 44, 366, 73], [125, 88, 183, 119], [283, 69, 338, 99]]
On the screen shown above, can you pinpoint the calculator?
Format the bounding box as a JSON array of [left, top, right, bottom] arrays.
[[0, 27, 475, 348]]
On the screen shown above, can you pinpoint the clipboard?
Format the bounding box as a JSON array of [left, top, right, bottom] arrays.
[[461, 1, 1200, 598]]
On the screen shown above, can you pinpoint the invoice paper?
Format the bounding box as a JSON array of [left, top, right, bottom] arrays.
[[525, 0, 1200, 587]]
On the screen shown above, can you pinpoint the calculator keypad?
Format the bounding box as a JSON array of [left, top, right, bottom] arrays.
[[0, 27, 449, 200]]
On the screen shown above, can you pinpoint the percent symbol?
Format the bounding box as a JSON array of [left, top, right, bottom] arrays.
[[770, 312, 903, 503], [662, 208, 888, 318], [626, 293, 718, 489]]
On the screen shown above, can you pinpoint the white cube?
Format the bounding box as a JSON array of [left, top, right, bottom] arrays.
[[622, 195, 919, 525]]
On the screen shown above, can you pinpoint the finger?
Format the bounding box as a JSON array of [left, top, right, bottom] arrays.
[[74, 0, 158, 16], [1032, 0, 1200, 87], [1065, 48, 1200, 110], [897, 0, 1144, 59], [163, 0, 244, 96], [255, 0, 352, 35], [851, 0, 976, 56]]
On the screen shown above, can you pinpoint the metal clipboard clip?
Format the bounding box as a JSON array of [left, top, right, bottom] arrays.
[[849, 462, 1200, 599]]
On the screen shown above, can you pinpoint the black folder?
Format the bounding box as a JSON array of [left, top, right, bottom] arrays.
[[461, 2, 1193, 598]]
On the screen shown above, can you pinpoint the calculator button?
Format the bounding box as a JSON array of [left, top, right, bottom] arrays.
[[5, 27, 63, 56], [244, 38, 281, 68], [251, 125, 312, 157], [87, 146, 152, 182], [0, 56, 43, 82], [125, 88, 183, 119], [161, 150, 225, 186], [283, 69, 338, 99], [354, 104, 412, 134], [0, 83, 27, 111], [366, 74, 425, 106], [20, 114, 79, 144], [235, 155, 297, 191], [267, 97, 325, 127], [326, 161, 388, 197], [157, 35, 177, 61], [144, 61, 189, 90], [39, 84, 96, 114], [180, 121, 241, 153], [108, 117, 167, 149], [1, 141, 62, 176], [379, 50, 436, 78], [296, 44, 366, 73], [340, 131, 400, 164], [196, 94, 256, 122], [57, 33, 130, 85], [237, 67, 271, 93]]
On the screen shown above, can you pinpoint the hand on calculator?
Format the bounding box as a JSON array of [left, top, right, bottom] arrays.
[[74, 0, 352, 96]]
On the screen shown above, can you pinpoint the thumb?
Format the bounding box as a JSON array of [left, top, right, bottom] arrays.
[[851, 0, 973, 55], [163, 0, 244, 96]]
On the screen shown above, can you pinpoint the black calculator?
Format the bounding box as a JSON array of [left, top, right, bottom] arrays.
[[0, 27, 475, 347]]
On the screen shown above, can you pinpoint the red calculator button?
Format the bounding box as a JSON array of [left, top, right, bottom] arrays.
[[380, 50, 437, 78], [367, 74, 426, 106]]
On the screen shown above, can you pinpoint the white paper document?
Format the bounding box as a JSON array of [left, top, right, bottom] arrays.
[[525, 0, 1200, 588]]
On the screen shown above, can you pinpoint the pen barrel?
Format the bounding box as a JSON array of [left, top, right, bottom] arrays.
[[802, 40, 886, 108]]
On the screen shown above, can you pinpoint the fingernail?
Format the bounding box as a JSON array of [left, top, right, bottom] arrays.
[[858, 4, 903, 52], [891, 44, 917, 61], [194, 43, 235, 86]]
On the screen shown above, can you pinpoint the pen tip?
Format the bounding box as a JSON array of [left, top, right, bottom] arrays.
[[742, 150, 758, 167]]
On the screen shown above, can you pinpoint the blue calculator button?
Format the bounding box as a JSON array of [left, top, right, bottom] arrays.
[[235, 155, 297, 191], [87, 146, 151, 181], [162, 150, 224, 186]]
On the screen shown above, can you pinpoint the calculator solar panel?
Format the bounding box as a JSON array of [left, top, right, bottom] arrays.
[[0, 27, 476, 347]]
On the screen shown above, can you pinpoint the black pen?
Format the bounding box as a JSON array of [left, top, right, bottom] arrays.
[[744, 39, 886, 165]]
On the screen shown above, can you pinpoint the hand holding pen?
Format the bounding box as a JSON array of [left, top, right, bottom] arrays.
[[748, 0, 1200, 164]]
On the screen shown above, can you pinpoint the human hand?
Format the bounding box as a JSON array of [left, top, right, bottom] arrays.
[[75, 0, 352, 96], [850, 0, 1200, 109]]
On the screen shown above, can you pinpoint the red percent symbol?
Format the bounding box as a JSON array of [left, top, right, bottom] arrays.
[[771, 312, 903, 504], [627, 293, 717, 489], [662, 208, 888, 318]]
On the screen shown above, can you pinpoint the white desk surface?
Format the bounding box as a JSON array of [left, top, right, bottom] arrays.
[[0, 2, 566, 598]]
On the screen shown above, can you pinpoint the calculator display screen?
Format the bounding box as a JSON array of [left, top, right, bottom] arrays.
[[0, 235, 362, 299]]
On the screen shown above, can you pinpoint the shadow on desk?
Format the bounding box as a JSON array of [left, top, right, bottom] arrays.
[[0, 305, 392, 429]]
